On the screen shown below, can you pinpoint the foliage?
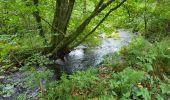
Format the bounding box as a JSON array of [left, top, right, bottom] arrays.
[[109, 0, 170, 42], [24, 53, 53, 66], [120, 37, 170, 74], [117, 37, 170, 99], [0, 35, 19, 62], [17, 66, 54, 99], [0, 0, 170, 99], [0, 35, 20, 74], [0, 84, 14, 98], [44, 68, 146, 99]]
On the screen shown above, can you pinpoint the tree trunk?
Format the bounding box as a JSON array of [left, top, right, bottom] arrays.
[[33, 0, 44, 38], [50, 0, 127, 59], [144, 0, 147, 34], [51, 0, 75, 47]]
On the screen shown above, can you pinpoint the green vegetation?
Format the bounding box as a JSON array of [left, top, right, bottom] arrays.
[[0, 0, 170, 99], [41, 37, 170, 99]]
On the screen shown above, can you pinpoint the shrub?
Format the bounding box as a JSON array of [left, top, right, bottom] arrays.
[[44, 68, 146, 99], [120, 37, 170, 75]]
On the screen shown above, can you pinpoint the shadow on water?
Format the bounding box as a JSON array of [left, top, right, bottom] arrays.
[[61, 29, 135, 73]]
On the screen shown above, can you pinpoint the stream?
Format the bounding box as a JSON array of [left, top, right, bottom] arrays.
[[0, 29, 136, 99], [62, 29, 134, 73]]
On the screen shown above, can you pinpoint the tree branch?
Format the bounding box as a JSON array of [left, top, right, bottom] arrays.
[[40, 15, 65, 36], [66, 0, 116, 44], [51, 0, 116, 54], [94, 0, 104, 12], [70, 0, 127, 49], [123, 4, 131, 17]]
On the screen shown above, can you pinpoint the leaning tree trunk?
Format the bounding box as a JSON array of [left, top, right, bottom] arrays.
[[50, 0, 127, 59]]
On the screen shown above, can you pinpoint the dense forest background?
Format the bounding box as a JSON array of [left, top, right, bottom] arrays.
[[0, 0, 170, 99]]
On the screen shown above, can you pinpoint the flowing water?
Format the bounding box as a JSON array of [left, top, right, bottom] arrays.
[[0, 29, 136, 99], [61, 29, 134, 73]]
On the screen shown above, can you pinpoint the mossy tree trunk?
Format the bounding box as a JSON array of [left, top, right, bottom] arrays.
[[50, 0, 127, 59]]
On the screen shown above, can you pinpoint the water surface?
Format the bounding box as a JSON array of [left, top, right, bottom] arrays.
[[62, 29, 134, 73]]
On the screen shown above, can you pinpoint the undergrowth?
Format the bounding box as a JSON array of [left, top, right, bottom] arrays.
[[1, 35, 170, 99], [1, 35, 169, 99], [40, 36, 170, 99]]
